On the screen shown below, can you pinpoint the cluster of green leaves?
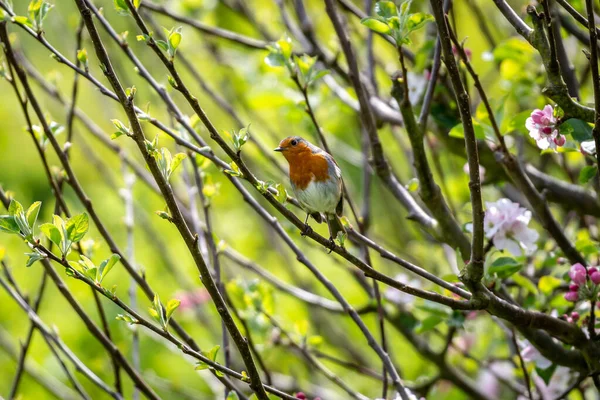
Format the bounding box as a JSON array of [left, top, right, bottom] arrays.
[[137, 27, 183, 60], [113, 0, 140, 16], [67, 253, 121, 286], [76, 48, 88, 70], [11, 0, 53, 32], [144, 135, 187, 182], [30, 121, 63, 150], [194, 344, 222, 374], [227, 279, 273, 334], [110, 119, 131, 140], [39, 213, 89, 257], [255, 180, 287, 204], [361, 1, 433, 46], [148, 294, 180, 330], [0, 199, 41, 242], [265, 36, 329, 90], [0, 200, 93, 268], [229, 125, 250, 153]]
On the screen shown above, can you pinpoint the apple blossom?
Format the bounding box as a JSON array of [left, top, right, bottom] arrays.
[[569, 263, 587, 286], [525, 105, 566, 151], [564, 263, 600, 302], [483, 199, 539, 256]]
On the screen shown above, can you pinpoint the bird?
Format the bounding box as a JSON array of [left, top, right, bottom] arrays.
[[274, 136, 345, 246]]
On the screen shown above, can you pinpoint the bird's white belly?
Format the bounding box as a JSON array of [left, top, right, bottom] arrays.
[[293, 178, 340, 213]]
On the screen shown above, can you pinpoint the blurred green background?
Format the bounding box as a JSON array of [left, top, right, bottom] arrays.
[[0, 0, 593, 399]]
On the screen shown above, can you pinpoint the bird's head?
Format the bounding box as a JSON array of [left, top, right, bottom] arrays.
[[274, 136, 311, 162]]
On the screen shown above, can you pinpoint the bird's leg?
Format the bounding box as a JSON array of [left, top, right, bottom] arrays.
[[301, 213, 313, 236]]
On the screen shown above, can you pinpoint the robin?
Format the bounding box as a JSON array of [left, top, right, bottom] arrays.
[[274, 136, 345, 244]]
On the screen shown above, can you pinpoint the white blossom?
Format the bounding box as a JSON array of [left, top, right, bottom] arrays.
[[484, 199, 539, 256]]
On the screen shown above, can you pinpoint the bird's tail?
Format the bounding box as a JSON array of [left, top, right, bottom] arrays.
[[326, 213, 345, 241]]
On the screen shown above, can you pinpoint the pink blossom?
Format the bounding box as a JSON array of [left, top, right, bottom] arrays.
[[564, 290, 579, 302], [176, 288, 210, 311], [571, 312, 580, 321], [483, 199, 539, 255], [591, 271, 600, 285], [569, 263, 587, 286], [525, 105, 565, 151], [569, 284, 579, 292], [520, 340, 552, 369]]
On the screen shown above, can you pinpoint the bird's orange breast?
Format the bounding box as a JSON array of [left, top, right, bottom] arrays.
[[287, 152, 330, 190]]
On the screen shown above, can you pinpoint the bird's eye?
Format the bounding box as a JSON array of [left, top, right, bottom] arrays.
[[291, 139, 298, 146]]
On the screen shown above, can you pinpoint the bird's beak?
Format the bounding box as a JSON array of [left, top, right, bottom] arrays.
[[274, 147, 284, 152]]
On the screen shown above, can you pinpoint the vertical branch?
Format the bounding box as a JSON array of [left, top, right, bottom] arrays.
[[510, 329, 534, 400], [585, 0, 600, 174], [429, 0, 485, 286], [191, 157, 232, 391], [324, 0, 439, 239], [72, 1, 269, 397], [121, 164, 139, 400]]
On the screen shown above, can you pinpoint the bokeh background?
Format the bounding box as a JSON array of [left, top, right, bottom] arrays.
[[0, 0, 593, 399]]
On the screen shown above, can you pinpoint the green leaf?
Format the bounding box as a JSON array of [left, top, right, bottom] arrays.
[[488, 257, 522, 279], [512, 273, 538, 295], [226, 391, 240, 400], [375, 1, 397, 18], [448, 120, 486, 140], [205, 345, 220, 362], [116, 314, 138, 324], [148, 307, 161, 324], [307, 335, 324, 347], [39, 223, 62, 248], [194, 362, 209, 371], [156, 40, 169, 53], [579, 166, 597, 184], [77, 48, 88, 65], [535, 364, 557, 385], [12, 16, 33, 28], [98, 254, 120, 284], [309, 69, 330, 84], [265, 52, 285, 67], [25, 251, 45, 267], [78, 255, 96, 272], [415, 315, 443, 333], [276, 36, 292, 59], [165, 298, 180, 321], [111, 119, 129, 135], [360, 17, 392, 34], [9, 199, 23, 218], [506, 110, 532, 134], [170, 153, 187, 178], [538, 275, 562, 295], [560, 119, 593, 142], [0, 216, 20, 234], [167, 27, 182, 58], [274, 183, 287, 204], [405, 13, 434, 33], [66, 213, 89, 243], [111, 131, 126, 140], [113, 0, 129, 15], [295, 320, 309, 337], [9, 200, 30, 238], [575, 237, 599, 256], [26, 201, 41, 231]]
